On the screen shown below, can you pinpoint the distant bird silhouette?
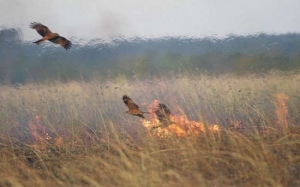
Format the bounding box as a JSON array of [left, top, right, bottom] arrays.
[[152, 103, 175, 129], [30, 22, 72, 50], [122, 95, 148, 119]]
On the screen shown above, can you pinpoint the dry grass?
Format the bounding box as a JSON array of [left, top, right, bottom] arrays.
[[0, 71, 300, 186]]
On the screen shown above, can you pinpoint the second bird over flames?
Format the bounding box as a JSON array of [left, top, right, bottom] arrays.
[[153, 103, 176, 128]]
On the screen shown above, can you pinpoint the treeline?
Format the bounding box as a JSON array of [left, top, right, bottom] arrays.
[[1, 28, 300, 84]]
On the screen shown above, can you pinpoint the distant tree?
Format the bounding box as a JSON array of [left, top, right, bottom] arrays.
[[0, 30, 300, 83]]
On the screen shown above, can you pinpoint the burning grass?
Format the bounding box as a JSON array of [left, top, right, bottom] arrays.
[[0, 72, 300, 186], [143, 101, 220, 137]]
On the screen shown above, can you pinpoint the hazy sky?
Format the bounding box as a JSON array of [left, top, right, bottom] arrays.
[[1, 0, 300, 41]]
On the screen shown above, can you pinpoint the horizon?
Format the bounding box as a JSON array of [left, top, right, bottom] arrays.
[[2, 26, 300, 46]]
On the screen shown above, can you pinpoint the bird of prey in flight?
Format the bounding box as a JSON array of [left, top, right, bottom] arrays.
[[30, 22, 72, 50], [152, 103, 175, 129], [122, 95, 148, 119]]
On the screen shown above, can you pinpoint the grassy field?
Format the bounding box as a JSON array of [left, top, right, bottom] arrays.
[[0, 71, 300, 186]]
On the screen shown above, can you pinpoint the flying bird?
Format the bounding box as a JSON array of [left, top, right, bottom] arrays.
[[122, 95, 148, 119], [30, 22, 72, 50], [152, 103, 175, 129], [155, 103, 171, 123]]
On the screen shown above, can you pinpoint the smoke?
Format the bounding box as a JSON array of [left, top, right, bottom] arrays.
[[80, 11, 129, 43], [99, 12, 128, 38]]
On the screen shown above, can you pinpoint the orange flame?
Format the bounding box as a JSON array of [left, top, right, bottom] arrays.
[[54, 136, 63, 147], [28, 115, 63, 151], [144, 100, 220, 137], [28, 115, 49, 151]]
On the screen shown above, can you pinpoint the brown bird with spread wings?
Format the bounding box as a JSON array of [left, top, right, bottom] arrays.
[[122, 95, 148, 119], [30, 22, 72, 50], [152, 103, 176, 129], [155, 103, 171, 123]]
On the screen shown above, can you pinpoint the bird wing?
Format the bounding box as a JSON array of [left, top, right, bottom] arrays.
[[49, 36, 72, 50], [123, 95, 140, 110], [155, 103, 171, 121], [159, 104, 171, 116], [30, 22, 52, 37]]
